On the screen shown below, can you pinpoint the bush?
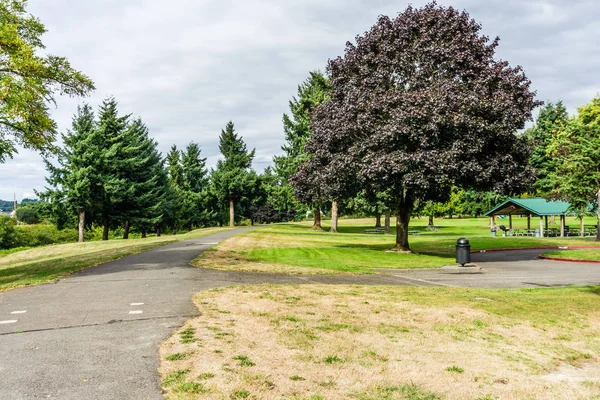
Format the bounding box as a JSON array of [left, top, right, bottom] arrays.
[[0, 215, 17, 249], [13, 224, 78, 248], [16, 207, 40, 224]]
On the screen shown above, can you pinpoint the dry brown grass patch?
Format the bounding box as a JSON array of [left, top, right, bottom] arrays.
[[160, 285, 600, 400]]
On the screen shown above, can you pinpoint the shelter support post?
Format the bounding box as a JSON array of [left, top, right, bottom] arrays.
[[560, 215, 565, 237], [490, 216, 495, 229], [545, 216, 549, 231], [509, 214, 513, 235], [527, 215, 531, 230], [540, 216, 544, 238]]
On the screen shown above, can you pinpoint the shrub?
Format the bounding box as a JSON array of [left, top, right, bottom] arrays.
[[16, 208, 40, 224], [0, 215, 17, 249], [13, 224, 78, 248]]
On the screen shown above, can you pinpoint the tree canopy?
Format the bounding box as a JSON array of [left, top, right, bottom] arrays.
[[544, 96, 600, 239], [297, 2, 540, 251], [0, 0, 95, 162]]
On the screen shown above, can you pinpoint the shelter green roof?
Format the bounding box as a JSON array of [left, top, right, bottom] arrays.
[[484, 198, 571, 217]]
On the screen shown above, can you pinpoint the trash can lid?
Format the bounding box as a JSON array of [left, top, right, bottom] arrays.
[[457, 238, 470, 245]]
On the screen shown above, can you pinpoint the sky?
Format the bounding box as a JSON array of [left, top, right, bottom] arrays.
[[1, 0, 599, 201]]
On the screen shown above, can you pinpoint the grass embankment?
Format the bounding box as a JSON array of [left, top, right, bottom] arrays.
[[193, 218, 599, 275], [0, 227, 228, 291], [160, 285, 600, 400], [542, 249, 600, 262]]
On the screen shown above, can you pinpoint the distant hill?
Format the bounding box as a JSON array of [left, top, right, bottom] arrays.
[[0, 198, 38, 212], [0, 200, 13, 212]]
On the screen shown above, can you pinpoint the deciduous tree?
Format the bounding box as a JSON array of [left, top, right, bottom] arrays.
[[0, 0, 94, 162], [545, 96, 600, 240], [301, 3, 540, 251]]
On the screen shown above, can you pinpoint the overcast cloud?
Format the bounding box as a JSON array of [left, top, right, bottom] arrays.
[[0, 0, 598, 201]]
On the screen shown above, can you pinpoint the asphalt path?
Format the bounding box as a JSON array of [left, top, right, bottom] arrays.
[[0, 228, 426, 400], [1, 229, 598, 399], [381, 249, 600, 288]]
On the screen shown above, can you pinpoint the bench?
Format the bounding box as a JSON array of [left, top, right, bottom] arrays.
[[408, 230, 419, 235], [364, 229, 385, 234]]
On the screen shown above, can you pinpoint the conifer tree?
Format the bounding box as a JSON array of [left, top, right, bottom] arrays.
[[212, 121, 256, 227], [91, 97, 131, 240], [39, 104, 97, 242], [116, 119, 165, 238], [165, 145, 185, 233], [182, 142, 208, 192], [276, 71, 331, 229]]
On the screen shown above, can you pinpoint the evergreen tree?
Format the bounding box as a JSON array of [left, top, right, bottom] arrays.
[[116, 119, 166, 239], [180, 142, 210, 229], [525, 102, 569, 195], [182, 142, 208, 192], [39, 104, 97, 242], [212, 121, 256, 227], [91, 98, 132, 240], [165, 145, 184, 233], [274, 71, 331, 228]]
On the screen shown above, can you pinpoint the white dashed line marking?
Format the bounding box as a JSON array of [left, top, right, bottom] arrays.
[[11, 310, 27, 314], [130, 303, 144, 306], [0, 320, 18, 324], [129, 310, 143, 315]]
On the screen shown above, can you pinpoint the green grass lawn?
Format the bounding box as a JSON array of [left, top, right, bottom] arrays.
[[195, 217, 600, 274], [0, 227, 229, 291], [542, 249, 600, 261]]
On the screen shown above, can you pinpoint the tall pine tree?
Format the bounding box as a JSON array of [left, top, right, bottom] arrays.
[[275, 71, 331, 229], [212, 121, 256, 227], [39, 104, 97, 242]]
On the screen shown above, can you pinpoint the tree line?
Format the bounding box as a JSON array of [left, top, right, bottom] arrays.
[[3, 1, 599, 248], [36, 99, 300, 242]]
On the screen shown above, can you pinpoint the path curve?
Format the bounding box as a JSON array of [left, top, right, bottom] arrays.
[[0, 228, 427, 400], [379, 248, 600, 288]]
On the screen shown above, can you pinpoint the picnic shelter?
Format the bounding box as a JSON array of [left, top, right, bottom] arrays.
[[485, 198, 571, 237]]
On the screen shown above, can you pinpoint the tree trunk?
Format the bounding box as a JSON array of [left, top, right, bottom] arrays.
[[172, 226, 177, 235], [330, 201, 339, 233], [229, 199, 235, 228], [312, 207, 323, 230], [384, 209, 391, 234], [428, 216, 434, 226], [78, 210, 85, 243], [580, 216, 584, 237], [596, 189, 600, 241], [157, 227, 161, 237], [392, 192, 413, 252], [142, 231, 147, 239], [123, 220, 130, 240], [102, 214, 109, 241], [375, 214, 382, 228]]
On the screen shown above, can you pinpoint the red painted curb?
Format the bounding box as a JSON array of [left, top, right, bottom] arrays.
[[471, 245, 600, 254], [538, 255, 600, 264]]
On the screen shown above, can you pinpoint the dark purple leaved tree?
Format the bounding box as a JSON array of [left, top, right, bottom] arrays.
[[295, 2, 541, 252]]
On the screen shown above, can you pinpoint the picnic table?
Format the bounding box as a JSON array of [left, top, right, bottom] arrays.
[[408, 230, 419, 235], [364, 228, 385, 234]]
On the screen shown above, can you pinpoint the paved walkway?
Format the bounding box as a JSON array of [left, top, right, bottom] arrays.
[[0, 228, 426, 400], [381, 249, 600, 288], [1, 231, 598, 399]]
